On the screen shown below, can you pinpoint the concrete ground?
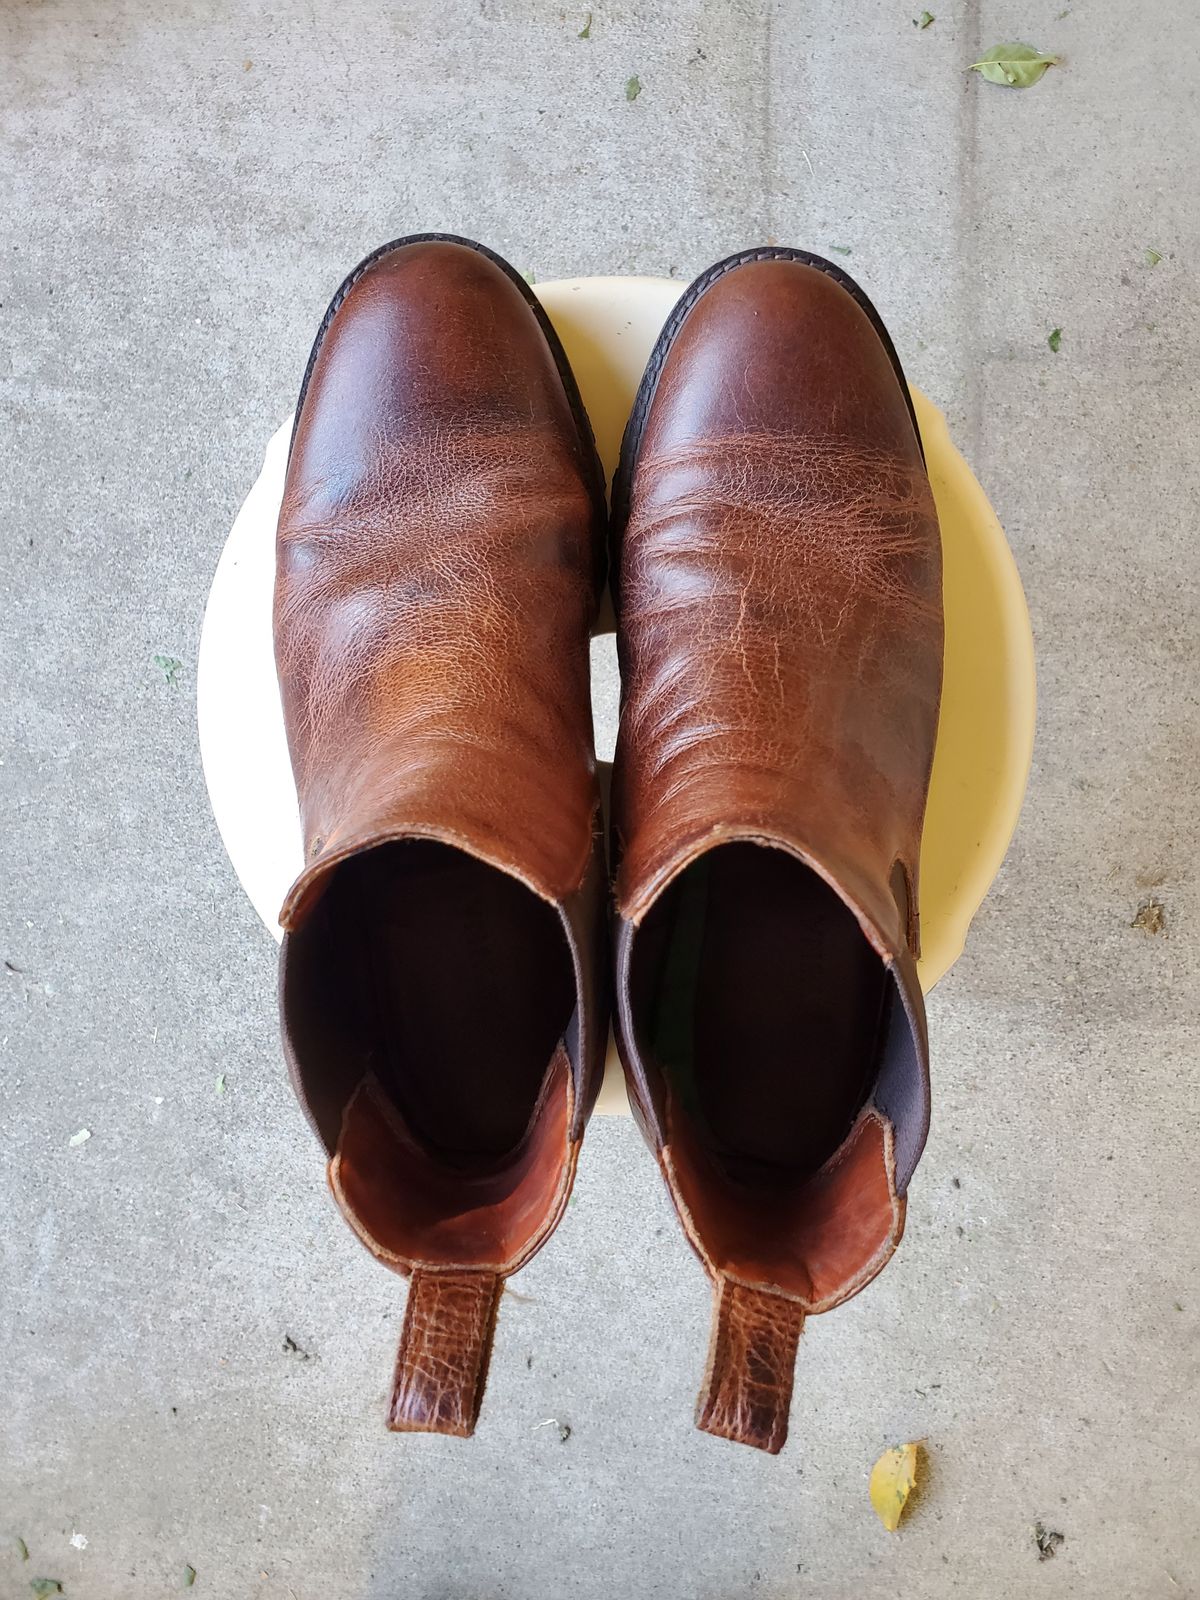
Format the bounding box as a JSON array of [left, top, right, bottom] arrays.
[[2, 2, 1198, 1596]]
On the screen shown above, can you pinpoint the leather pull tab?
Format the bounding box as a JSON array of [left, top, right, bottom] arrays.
[[387, 1268, 503, 1438], [695, 1275, 806, 1454]]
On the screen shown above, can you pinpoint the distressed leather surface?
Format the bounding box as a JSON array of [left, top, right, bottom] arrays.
[[388, 1268, 503, 1437], [275, 239, 605, 925], [612, 257, 942, 952], [696, 1275, 806, 1454]]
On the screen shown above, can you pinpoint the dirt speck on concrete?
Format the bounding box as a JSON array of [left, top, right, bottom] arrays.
[[1034, 1522, 1065, 1561], [1131, 898, 1167, 936]]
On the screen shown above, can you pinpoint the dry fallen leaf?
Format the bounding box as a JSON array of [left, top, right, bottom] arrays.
[[1034, 1521, 1065, 1560], [1131, 897, 1166, 935], [870, 1441, 920, 1530]]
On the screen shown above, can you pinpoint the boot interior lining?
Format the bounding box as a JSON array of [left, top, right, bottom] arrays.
[[324, 839, 575, 1161], [634, 841, 891, 1183]]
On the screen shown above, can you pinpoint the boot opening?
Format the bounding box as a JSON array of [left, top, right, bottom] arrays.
[[281, 839, 578, 1270], [328, 840, 573, 1158], [628, 841, 904, 1306]]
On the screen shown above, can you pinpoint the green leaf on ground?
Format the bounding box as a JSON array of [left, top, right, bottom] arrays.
[[914, 11, 935, 27], [153, 654, 183, 686], [30, 1583, 63, 1598], [829, 245, 852, 256], [183, 1566, 197, 1588], [215, 1074, 226, 1095], [15, 1538, 29, 1561], [969, 42, 1058, 87], [1047, 327, 1062, 353], [625, 74, 642, 100], [521, 270, 536, 284], [578, 11, 592, 37], [1145, 247, 1163, 266]]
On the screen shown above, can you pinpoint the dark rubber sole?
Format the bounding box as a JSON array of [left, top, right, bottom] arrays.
[[285, 231, 606, 524], [609, 245, 924, 553]]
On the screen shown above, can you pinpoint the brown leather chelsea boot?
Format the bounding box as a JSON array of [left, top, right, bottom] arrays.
[[274, 235, 608, 1438], [610, 247, 943, 1454]]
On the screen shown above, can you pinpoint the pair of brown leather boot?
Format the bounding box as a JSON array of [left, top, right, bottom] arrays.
[[273, 235, 942, 1454]]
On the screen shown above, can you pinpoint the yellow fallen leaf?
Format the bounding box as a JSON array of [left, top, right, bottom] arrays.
[[869, 1442, 920, 1531]]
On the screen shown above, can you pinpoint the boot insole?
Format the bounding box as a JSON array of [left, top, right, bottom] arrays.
[[331, 841, 574, 1160], [648, 843, 889, 1179]]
